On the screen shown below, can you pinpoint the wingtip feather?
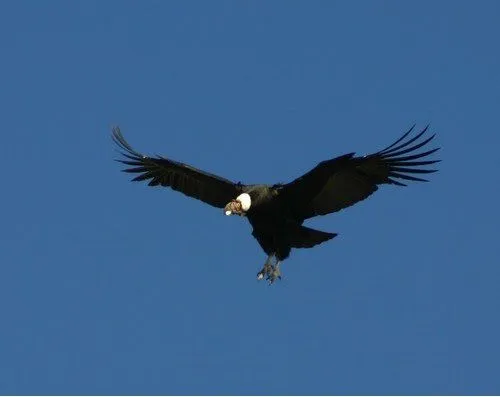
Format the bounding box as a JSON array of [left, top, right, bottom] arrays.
[[377, 125, 440, 186]]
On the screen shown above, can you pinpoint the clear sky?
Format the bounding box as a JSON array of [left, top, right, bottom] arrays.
[[1, 1, 499, 395]]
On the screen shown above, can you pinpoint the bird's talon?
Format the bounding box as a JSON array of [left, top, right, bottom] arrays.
[[265, 265, 281, 285]]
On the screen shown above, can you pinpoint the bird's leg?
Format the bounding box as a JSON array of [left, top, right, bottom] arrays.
[[257, 255, 282, 284], [257, 255, 275, 281], [268, 260, 282, 285]]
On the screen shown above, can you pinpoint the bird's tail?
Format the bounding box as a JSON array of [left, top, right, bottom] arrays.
[[289, 226, 337, 249]]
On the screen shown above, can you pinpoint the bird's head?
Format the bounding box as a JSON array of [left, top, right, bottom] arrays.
[[224, 193, 251, 216]]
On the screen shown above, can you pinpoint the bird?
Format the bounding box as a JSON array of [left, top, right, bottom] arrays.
[[112, 125, 439, 284]]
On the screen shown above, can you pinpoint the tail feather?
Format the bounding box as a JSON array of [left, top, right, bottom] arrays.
[[290, 226, 337, 249]]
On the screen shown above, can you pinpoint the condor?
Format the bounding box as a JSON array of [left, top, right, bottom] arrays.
[[112, 125, 439, 284]]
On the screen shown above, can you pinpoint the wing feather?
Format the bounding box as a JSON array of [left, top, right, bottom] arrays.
[[112, 127, 242, 208], [281, 125, 440, 220], [380, 125, 426, 153]]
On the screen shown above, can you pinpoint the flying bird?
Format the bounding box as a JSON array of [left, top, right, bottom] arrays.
[[112, 125, 439, 284]]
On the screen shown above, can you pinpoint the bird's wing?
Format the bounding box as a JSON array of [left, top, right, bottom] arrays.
[[112, 127, 243, 208], [280, 125, 440, 220]]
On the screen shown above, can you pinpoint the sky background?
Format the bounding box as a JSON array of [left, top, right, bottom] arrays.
[[1, 0, 499, 395]]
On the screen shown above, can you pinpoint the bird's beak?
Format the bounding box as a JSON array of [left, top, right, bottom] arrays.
[[224, 200, 242, 216]]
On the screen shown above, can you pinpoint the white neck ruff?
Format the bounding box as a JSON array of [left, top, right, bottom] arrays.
[[236, 193, 251, 211]]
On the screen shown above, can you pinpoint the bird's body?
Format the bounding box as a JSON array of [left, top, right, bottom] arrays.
[[113, 125, 439, 284], [242, 184, 337, 260]]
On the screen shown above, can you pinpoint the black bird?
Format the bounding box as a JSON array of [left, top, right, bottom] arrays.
[[112, 125, 439, 284]]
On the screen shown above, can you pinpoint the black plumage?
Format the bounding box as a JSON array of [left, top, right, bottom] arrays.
[[113, 125, 440, 284]]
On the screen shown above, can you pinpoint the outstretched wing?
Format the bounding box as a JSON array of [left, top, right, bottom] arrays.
[[281, 125, 440, 220], [112, 127, 243, 208]]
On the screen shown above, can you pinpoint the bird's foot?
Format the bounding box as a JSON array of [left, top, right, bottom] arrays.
[[257, 262, 273, 281], [257, 259, 282, 285], [267, 264, 282, 285]]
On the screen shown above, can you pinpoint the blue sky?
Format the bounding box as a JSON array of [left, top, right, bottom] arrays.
[[1, 0, 499, 394]]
